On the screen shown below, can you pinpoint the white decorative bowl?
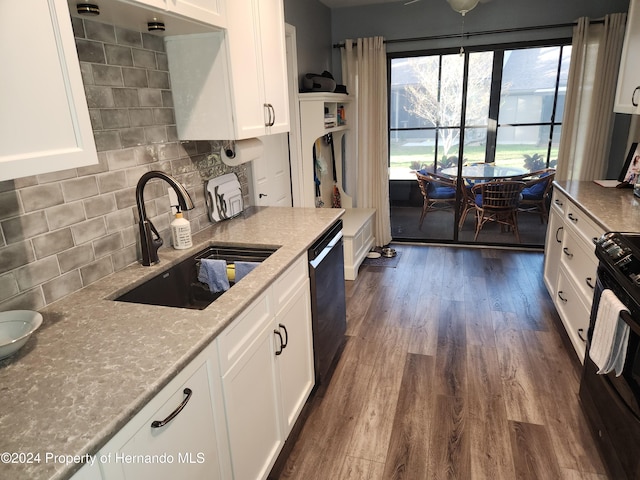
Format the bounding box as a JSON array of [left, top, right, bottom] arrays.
[[0, 310, 43, 360]]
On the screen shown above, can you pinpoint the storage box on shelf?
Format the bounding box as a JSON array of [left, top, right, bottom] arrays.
[[166, 0, 289, 140], [544, 189, 603, 362]]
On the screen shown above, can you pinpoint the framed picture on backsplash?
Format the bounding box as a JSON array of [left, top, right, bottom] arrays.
[[618, 142, 640, 184]]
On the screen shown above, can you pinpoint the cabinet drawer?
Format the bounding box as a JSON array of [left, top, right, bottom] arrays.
[[556, 267, 590, 363], [565, 203, 604, 248], [272, 255, 308, 313], [551, 189, 568, 216], [559, 229, 598, 306], [217, 291, 273, 374], [100, 356, 222, 479]]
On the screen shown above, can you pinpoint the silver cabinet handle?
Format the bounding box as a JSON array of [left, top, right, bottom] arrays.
[[567, 213, 578, 223], [151, 388, 192, 428], [558, 291, 568, 303], [562, 247, 573, 259], [633, 86, 640, 107], [268, 104, 275, 127]]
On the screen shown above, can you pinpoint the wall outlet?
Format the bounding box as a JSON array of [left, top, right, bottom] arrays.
[[168, 188, 179, 215]]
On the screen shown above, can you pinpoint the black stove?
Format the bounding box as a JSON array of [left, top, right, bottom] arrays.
[[581, 232, 640, 480]]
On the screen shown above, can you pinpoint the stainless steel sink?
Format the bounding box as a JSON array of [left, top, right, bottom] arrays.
[[115, 245, 276, 310]]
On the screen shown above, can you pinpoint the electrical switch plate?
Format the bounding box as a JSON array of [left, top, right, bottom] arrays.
[[168, 188, 179, 215]]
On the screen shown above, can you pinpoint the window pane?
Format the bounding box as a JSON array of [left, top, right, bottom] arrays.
[[438, 127, 460, 166], [465, 51, 493, 127], [500, 47, 562, 125], [495, 125, 549, 170], [439, 54, 464, 127], [390, 57, 439, 129], [389, 129, 436, 180], [554, 46, 572, 121], [462, 127, 488, 165]]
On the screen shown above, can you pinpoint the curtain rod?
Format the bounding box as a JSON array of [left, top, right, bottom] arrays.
[[332, 19, 605, 48]]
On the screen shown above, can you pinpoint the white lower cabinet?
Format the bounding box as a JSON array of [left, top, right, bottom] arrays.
[[98, 343, 231, 480], [556, 266, 591, 361], [275, 279, 314, 436], [95, 255, 313, 480], [217, 255, 314, 480], [543, 188, 603, 362]]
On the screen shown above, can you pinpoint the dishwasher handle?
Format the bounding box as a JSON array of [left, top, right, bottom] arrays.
[[308, 220, 343, 262], [309, 230, 343, 269]]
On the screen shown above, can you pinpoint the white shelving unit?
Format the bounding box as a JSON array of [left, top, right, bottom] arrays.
[[298, 93, 376, 280], [299, 93, 353, 208]]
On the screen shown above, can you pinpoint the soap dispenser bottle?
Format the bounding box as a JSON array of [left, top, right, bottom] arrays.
[[170, 207, 192, 249]]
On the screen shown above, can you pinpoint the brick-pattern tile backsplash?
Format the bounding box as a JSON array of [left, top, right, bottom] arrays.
[[0, 18, 249, 312]]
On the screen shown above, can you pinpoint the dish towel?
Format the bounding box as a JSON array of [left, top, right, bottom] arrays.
[[234, 261, 260, 283], [198, 259, 230, 293], [589, 289, 630, 376]]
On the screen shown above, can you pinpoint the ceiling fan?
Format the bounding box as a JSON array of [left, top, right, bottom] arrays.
[[405, 0, 491, 15]]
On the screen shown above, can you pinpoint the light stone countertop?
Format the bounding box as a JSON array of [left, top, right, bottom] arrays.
[[554, 180, 640, 232], [0, 206, 343, 480]]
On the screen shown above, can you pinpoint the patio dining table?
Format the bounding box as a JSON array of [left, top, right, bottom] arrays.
[[441, 164, 528, 180]]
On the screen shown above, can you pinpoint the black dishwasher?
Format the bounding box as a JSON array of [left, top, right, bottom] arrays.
[[308, 220, 347, 385]]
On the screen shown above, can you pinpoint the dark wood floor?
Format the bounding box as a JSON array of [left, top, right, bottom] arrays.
[[278, 244, 608, 480]]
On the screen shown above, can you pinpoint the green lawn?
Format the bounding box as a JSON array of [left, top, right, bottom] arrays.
[[390, 144, 558, 170]]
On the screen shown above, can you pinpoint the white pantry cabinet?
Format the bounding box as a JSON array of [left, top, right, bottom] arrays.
[[165, 0, 289, 140], [217, 255, 314, 479], [98, 342, 231, 480], [0, 0, 98, 181], [615, 0, 640, 114]]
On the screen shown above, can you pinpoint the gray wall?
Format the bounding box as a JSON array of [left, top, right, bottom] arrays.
[[329, 0, 629, 81], [284, 0, 333, 89]]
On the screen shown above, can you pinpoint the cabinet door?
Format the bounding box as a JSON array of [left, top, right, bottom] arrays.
[[556, 266, 590, 362], [101, 360, 223, 480], [543, 206, 564, 298], [0, 0, 97, 181], [256, 0, 290, 134], [225, 0, 268, 139], [221, 321, 283, 480], [275, 280, 314, 436], [615, 0, 640, 114]]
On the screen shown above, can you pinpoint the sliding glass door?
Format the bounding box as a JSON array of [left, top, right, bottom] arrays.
[[389, 41, 570, 246]]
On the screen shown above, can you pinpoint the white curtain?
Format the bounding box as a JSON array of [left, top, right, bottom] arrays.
[[556, 14, 626, 181], [341, 37, 392, 247]]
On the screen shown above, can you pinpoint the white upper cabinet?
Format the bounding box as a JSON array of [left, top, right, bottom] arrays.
[[165, 0, 289, 140], [130, 0, 226, 28], [0, 0, 98, 181], [615, 0, 640, 114]]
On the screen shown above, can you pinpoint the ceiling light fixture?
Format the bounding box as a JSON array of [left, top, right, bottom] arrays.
[[447, 0, 479, 55], [76, 3, 100, 15], [447, 0, 479, 16]]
